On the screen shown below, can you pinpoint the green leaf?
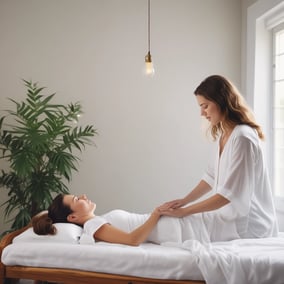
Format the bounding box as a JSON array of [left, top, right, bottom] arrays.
[[0, 79, 97, 231]]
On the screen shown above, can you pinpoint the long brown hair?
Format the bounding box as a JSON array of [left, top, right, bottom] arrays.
[[194, 75, 264, 140], [32, 194, 72, 235]]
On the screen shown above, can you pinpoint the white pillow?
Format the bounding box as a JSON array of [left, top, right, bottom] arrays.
[[13, 223, 83, 244]]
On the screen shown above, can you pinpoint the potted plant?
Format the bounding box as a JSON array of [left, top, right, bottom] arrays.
[[0, 80, 97, 233]]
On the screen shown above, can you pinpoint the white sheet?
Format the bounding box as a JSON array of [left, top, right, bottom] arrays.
[[163, 233, 284, 284], [1, 241, 203, 281], [3, 233, 284, 283]]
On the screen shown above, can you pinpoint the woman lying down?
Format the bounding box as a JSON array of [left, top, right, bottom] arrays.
[[33, 193, 244, 246]]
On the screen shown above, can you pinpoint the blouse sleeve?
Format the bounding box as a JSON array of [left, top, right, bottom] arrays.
[[202, 143, 217, 188], [80, 216, 108, 244], [217, 135, 258, 215]]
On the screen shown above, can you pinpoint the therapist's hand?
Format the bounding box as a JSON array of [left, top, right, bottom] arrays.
[[159, 199, 185, 211], [158, 207, 187, 218]]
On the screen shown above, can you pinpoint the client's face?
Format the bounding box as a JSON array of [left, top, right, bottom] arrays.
[[63, 194, 96, 216]]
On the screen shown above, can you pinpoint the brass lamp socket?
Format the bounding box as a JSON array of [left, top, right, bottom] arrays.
[[145, 51, 152, 63]]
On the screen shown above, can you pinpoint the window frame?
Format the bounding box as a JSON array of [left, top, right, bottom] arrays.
[[272, 22, 284, 200]]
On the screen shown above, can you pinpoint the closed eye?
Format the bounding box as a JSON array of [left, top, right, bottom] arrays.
[[200, 103, 208, 109]]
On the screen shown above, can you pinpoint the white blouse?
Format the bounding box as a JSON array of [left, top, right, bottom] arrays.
[[202, 124, 278, 238]]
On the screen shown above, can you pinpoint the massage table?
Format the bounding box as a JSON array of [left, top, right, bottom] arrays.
[[1, 223, 284, 284], [0, 224, 205, 284]]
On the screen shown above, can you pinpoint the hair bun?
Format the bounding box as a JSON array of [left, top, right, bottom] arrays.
[[32, 211, 57, 235]]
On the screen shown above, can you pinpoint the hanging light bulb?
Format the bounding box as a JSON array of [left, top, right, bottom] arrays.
[[145, 51, 154, 76], [144, 0, 155, 77]]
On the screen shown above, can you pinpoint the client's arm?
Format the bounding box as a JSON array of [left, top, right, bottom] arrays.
[[94, 208, 161, 246]]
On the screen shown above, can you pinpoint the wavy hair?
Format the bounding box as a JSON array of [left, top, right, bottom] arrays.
[[194, 75, 264, 140]]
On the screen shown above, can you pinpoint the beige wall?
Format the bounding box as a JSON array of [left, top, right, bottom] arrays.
[[0, 0, 241, 234]]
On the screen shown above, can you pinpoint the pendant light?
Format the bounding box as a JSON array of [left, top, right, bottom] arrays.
[[145, 0, 155, 76]]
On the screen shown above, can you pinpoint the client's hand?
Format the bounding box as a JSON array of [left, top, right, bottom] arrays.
[[152, 207, 163, 217]]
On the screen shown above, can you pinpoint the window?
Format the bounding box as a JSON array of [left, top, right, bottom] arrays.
[[273, 23, 284, 199], [246, 0, 284, 214]]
